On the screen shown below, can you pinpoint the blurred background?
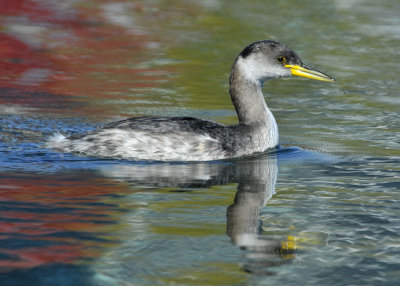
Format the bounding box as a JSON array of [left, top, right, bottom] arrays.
[[1, 1, 400, 285]]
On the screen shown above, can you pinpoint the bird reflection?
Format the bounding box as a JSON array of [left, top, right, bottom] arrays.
[[98, 153, 296, 274], [226, 156, 295, 274]]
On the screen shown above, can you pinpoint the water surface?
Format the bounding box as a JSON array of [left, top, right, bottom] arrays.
[[1, 0, 400, 285]]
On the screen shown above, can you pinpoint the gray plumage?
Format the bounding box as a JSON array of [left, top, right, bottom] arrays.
[[46, 40, 334, 161]]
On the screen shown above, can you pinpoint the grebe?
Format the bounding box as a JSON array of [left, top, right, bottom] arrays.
[[47, 40, 334, 161]]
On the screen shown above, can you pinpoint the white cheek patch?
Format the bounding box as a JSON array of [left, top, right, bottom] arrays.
[[237, 55, 291, 82]]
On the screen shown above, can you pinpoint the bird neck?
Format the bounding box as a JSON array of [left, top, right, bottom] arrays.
[[229, 62, 274, 126]]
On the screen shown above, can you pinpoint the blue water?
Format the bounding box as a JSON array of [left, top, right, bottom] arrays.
[[1, 112, 400, 285], [1, 0, 400, 285]]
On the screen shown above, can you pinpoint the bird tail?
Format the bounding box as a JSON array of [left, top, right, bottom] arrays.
[[45, 132, 69, 150]]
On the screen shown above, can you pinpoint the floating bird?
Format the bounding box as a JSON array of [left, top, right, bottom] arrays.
[[47, 40, 334, 161]]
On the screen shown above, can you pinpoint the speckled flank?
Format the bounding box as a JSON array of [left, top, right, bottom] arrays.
[[47, 129, 225, 161]]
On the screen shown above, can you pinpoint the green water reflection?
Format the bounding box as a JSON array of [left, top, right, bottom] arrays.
[[105, 0, 400, 157], [1, 0, 400, 285]]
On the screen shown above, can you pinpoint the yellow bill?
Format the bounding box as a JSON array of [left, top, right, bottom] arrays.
[[285, 65, 335, 82]]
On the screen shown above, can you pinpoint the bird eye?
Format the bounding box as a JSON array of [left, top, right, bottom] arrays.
[[277, 56, 286, 64]]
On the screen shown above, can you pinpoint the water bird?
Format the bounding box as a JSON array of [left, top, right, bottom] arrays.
[[47, 40, 334, 161]]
